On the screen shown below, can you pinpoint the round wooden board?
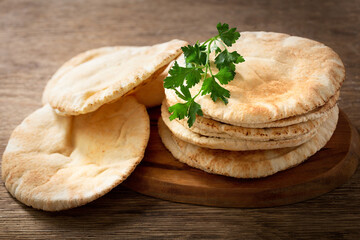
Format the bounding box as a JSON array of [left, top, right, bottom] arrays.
[[123, 108, 360, 208]]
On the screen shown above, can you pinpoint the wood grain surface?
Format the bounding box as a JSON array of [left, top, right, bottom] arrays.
[[0, 0, 359, 239]]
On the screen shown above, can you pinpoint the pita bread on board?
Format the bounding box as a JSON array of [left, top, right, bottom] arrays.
[[42, 39, 187, 115], [162, 102, 329, 141], [159, 105, 339, 178], [166, 90, 339, 128], [160, 106, 329, 151], [1, 96, 150, 211], [165, 32, 345, 125]]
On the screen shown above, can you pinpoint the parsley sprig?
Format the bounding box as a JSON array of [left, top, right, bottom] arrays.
[[164, 23, 245, 127]]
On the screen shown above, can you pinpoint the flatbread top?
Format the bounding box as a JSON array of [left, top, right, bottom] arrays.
[[165, 32, 344, 125], [1, 96, 150, 211], [43, 39, 187, 115], [160, 112, 317, 151], [162, 102, 330, 142], [166, 90, 339, 128]]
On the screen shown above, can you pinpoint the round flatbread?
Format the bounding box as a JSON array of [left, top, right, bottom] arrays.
[[160, 105, 335, 151], [1, 96, 149, 211], [166, 90, 339, 128], [159, 105, 339, 178], [43, 39, 187, 115], [162, 102, 330, 141], [165, 32, 344, 125]]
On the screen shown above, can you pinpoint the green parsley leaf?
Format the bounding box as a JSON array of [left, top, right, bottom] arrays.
[[216, 23, 240, 47], [187, 101, 203, 127], [180, 85, 192, 100], [165, 22, 244, 127], [174, 89, 187, 101], [237, 55, 245, 63], [215, 67, 234, 84], [163, 62, 186, 88], [167, 100, 203, 128], [164, 62, 202, 89], [185, 68, 203, 88], [214, 49, 242, 72], [168, 102, 188, 121], [182, 43, 207, 66], [201, 76, 230, 104]]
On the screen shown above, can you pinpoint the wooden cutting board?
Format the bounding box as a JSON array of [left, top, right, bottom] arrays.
[[123, 107, 359, 207]]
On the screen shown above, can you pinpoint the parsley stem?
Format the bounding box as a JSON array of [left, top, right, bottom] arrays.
[[174, 88, 186, 100], [191, 38, 214, 101], [218, 39, 228, 50], [207, 40, 215, 78], [201, 36, 218, 47]]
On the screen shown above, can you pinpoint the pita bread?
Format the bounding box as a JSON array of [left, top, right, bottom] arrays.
[[159, 105, 339, 178], [160, 105, 332, 151], [1, 96, 149, 211], [165, 32, 345, 125], [42, 39, 187, 115], [162, 102, 329, 141], [131, 63, 172, 108], [166, 90, 339, 128]]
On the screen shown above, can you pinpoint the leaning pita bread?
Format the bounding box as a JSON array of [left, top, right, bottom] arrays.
[[162, 102, 329, 141], [42, 39, 187, 115], [159, 105, 339, 178], [160, 106, 332, 151], [165, 32, 345, 125], [1, 96, 149, 211], [131, 63, 172, 108]]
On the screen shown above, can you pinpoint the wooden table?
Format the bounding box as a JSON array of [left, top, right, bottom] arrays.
[[0, 0, 359, 239]]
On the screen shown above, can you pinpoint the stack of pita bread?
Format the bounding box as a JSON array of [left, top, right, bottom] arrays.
[[1, 40, 187, 211], [160, 32, 345, 178]]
